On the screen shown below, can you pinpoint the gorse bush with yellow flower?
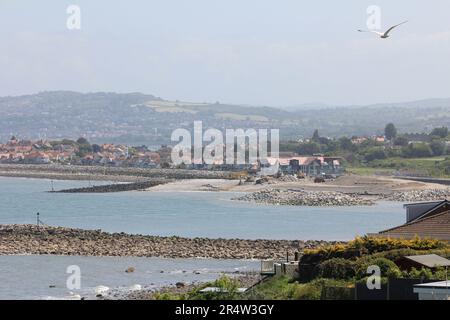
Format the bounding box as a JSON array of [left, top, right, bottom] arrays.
[[298, 236, 449, 282], [303, 236, 447, 261]]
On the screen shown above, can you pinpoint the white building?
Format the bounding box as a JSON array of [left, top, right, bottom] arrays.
[[414, 281, 450, 300]]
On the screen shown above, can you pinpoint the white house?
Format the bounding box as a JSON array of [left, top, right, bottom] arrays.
[[414, 281, 450, 300]]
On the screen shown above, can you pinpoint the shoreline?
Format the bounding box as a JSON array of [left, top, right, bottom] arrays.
[[2, 165, 450, 204], [1, 163, 448, 191], [0, 224, 337, 260], [123, 273, 262, 300]]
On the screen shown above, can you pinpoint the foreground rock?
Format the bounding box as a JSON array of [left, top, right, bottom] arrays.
[[124, 273, 261, 300], [381, 188, 450, 202], [234, 189, 374, 206], [0, 225, 336, 260]]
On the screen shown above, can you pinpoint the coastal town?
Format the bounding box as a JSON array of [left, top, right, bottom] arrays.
[[0, 136, 344, 177], [0, 137, 165, 168], [2, 0, 450, 305], [3, 121, 449, 179]]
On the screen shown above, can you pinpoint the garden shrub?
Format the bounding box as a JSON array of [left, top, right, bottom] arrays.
[[302, 236, 447, 264], [355, 257, 402, 280], [314, 258, 356, 280], [299, 237, 448, 282], [402, 267, 449, 281]]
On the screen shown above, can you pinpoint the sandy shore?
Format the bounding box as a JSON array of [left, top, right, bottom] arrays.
[[1, 164, 449, 203], [147, 179, 240, 192], [0, 225, 335, 260], [146, 174, 449, 195], [1, 163, 447, 194], [147, 175, 450, 205]]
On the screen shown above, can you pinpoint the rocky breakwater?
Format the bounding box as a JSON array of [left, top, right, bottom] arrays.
[[0, 225, 338, 260], [0, 164, 235, 180], [52, 179, 170, 193], [381, 188, 450, 202], [234, 188, 374, 206]]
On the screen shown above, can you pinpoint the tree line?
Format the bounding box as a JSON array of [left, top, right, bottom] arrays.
[[280, 124, 450, 164]]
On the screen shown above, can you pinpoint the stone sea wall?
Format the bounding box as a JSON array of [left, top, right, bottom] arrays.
[[0, 225, 337, 260], [0, 164, 233, 180]]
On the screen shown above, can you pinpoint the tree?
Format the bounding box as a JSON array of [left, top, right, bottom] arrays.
[[430, 127, 448, 138], [363, 147, 387, 162], [76, 137, 89, 145], [312, 129, 320, 142], [61, 139, 76, 146], [384, 123, 397, 141], [76, 137, 92, 157], [338, 137, 354, 151], [430, 141, 445, 156], [402, 143, 432, 158], [394, 136, 409, 147], [298, 142, 321, 155]]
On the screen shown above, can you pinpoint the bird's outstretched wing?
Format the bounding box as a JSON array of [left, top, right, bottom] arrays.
[[383, 20, 408, 36], [358, 29, 384, 36]]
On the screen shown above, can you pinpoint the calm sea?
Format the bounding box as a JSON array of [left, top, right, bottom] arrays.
[[0, 176, 407, 299], [0, 176, 405, 240], [0, 255, 259, 300]]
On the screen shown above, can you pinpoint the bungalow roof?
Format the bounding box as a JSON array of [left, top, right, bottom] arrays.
[[403, 254, 450, 268]]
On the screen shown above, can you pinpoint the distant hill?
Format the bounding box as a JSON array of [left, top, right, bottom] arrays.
[[288, 98, 450, 138], [284, 98, 450, 111], [0, 91, 294, 145], [1, 91, 450, 145]]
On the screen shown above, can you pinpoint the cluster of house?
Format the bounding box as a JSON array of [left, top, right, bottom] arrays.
[[258, 153, 343, 177], [0, 138, 343, 176], [351, 135, 386, 145], [79, 144, 163, 167], [177, 154, 343, 177], [0, 139, 59, 164], [0, 138, 164, 167], [298, 135, 386, 145]]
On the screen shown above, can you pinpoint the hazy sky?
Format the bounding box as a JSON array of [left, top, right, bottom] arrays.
[[1, 0, 450, 106]]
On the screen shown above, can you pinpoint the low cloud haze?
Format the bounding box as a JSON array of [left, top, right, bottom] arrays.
[[1, 0, 450, 106]]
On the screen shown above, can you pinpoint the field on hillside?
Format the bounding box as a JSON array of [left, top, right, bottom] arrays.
[[350, 156, 450, 178]]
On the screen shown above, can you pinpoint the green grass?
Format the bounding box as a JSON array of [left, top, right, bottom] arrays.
[[244, 276, 299, 300], [349, 156, 450, 178], [346, 167, 395, 176], [243, 276, 354, 300]]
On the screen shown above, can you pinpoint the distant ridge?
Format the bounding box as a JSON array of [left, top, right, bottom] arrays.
[[283, 98, 450, 111], [1, 91, 450, 144]]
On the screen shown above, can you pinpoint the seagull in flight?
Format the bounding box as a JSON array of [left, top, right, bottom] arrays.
[[358, 21, 408, 39]]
